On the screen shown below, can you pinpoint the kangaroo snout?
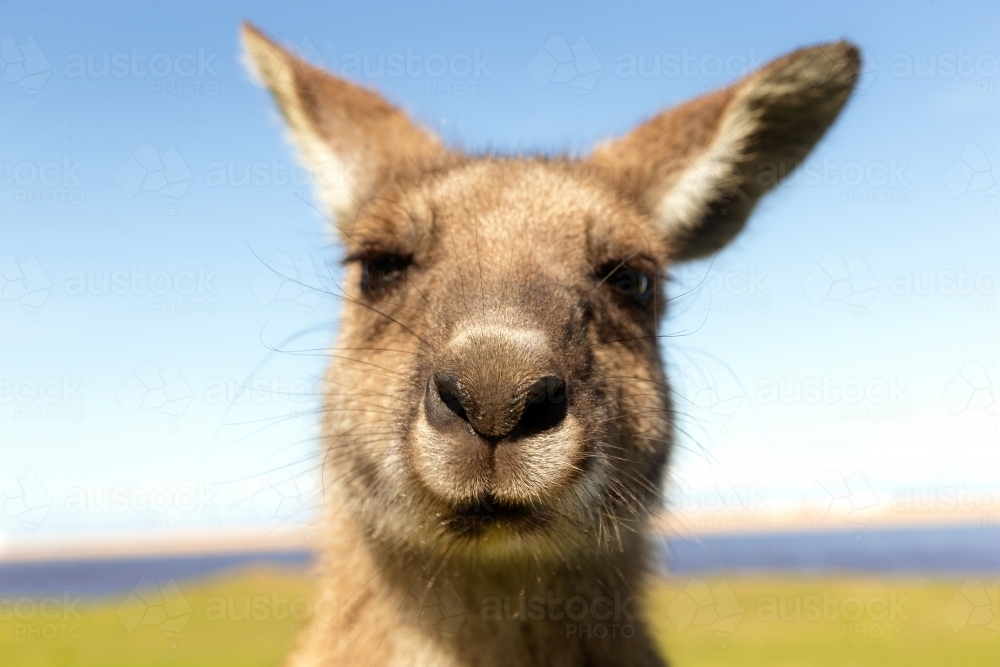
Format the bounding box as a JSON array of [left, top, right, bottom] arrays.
[[410, 324, 585, 511], [428, 371, 567, 441], [425, 327, 568, 442]]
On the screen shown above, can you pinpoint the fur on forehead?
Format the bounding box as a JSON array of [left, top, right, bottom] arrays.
[[347, 158, 674, 268]]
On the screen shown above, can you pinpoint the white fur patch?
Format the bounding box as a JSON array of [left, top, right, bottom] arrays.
[[654, 97, 756, 239], [241, 28, 362, 228], [448, 325, 548, 352], [294, 135, 359, 225]]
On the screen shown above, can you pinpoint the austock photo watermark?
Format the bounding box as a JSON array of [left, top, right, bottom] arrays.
[[666, 483, 772, 532], [250, 250, 333, 320], [802, 252, 879, 322], [890, 49, 1000, 96], [202, 589, 358, 639], [62, 482, 221, 531], [802, 469, 879, 529], [4, 144, 194, 210], [205, 157, 313, 189], [114, 360, 321, 428], [115, 359, 193, 429], [755, 156, 912, 206], [670, 265, 771, 317], [481, 590, 637, 639], [203, 155, 358, 229], [0, 253, 51, 323], [0, 359, 317, 430], [202, 577, 467, 643], [552, 37, 879, 101], [3, 36, 221, 98], [667, 578, 744, 643], [668, 347, 746, 434], [111, 575, 467, 645], [614, 47, 768, 81], [528, 35, 602, 101], [204, 155, 354, 214], [612, 45, 997, 97], [205, 374, 316, 408], [889, 484, 1000, 530], [803, 253, 999, 321], [943, 360, 998, 428], [798, 476, 1000, 531], [1, 373, 85, 422], [755, 373, 911, 423], [1, 156, 85, 205], [63, 265, 221, 314], [666, 578, 913, 643], [945, 143, 999, 208], [943, 579, 998, 637], [240, 469, 321, 526], [64, 47, 220, 97], [890, 267, 998, 314], [100, 575, 995, 648], [117, 143, 192, 211], [0, 468, 52, 532], [755, 588, 912, 640], [283, 35, 495, 97], [0, 34, 52, 96], [1, 592, 85, 641], [116, 578, 192, 648], [56, 471, 320, 533], [341, 47, 495, 97]]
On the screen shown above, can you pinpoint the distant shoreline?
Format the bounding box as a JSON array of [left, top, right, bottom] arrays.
[[2, 511, 997, 563], [1, 524, 997, 600], [0, 525, 317, 563]]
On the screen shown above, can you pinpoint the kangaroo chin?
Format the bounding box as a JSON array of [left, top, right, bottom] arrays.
[[241, 22, 860, 667]]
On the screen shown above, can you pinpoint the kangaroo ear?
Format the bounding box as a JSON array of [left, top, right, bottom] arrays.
[[241, 23, 448, 229], [589, 42, 861, 261]]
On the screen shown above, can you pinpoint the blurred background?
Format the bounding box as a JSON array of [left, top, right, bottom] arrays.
[[1, 0, 997, 665]]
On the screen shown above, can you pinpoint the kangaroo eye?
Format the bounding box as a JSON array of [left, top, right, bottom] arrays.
[[361, 254, 411, 298], [604, 264, 653, 306]]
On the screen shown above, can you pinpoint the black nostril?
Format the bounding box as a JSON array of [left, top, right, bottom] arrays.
[[435, 373, 469, 423], [426, 370, 567, 442], [512, 375, 567, 439]]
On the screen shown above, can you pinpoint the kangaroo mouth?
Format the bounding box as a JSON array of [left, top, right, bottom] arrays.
[[445, 494, 546, 534]]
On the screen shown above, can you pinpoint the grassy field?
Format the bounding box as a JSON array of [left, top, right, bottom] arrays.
[[1, 569, 996, 666]]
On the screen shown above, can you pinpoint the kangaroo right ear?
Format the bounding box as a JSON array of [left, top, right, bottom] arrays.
[[241, 23, 449, 229], [589, 42, 860, 261]]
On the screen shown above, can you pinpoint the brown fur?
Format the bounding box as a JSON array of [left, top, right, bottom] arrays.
[[241, 23, 860, 667]]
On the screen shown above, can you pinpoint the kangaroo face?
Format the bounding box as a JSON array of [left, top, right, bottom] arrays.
[[242, 24, 860, 563], [337, 160, 673, 556]]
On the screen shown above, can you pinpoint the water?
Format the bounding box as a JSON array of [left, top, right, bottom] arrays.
[[0, 550, 314, 599], [662, 525, 1000, 575], [1, 526, 997, 600]]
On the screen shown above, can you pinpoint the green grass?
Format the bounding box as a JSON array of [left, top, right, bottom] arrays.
[[2, 569, 996, 666], [648, 576, 999, 667]]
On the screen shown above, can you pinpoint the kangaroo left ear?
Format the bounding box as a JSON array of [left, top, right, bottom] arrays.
[[589, 42, 861, 261], [241, 22, 449, 232]]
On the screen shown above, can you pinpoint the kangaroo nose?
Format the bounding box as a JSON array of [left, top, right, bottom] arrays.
[[427, 371, 568, 441]]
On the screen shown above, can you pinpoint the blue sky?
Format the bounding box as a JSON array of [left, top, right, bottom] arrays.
[[2, 0, 999, 544]]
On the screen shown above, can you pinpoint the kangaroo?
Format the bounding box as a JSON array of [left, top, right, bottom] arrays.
[[241, 23, 859, 667]]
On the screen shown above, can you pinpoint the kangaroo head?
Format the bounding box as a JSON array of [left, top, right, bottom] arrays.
[[243, 24, 859, 564]]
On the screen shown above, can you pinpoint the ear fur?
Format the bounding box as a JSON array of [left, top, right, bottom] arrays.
[[589, 42, 861, 260], [241, 22, 448, 228]]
